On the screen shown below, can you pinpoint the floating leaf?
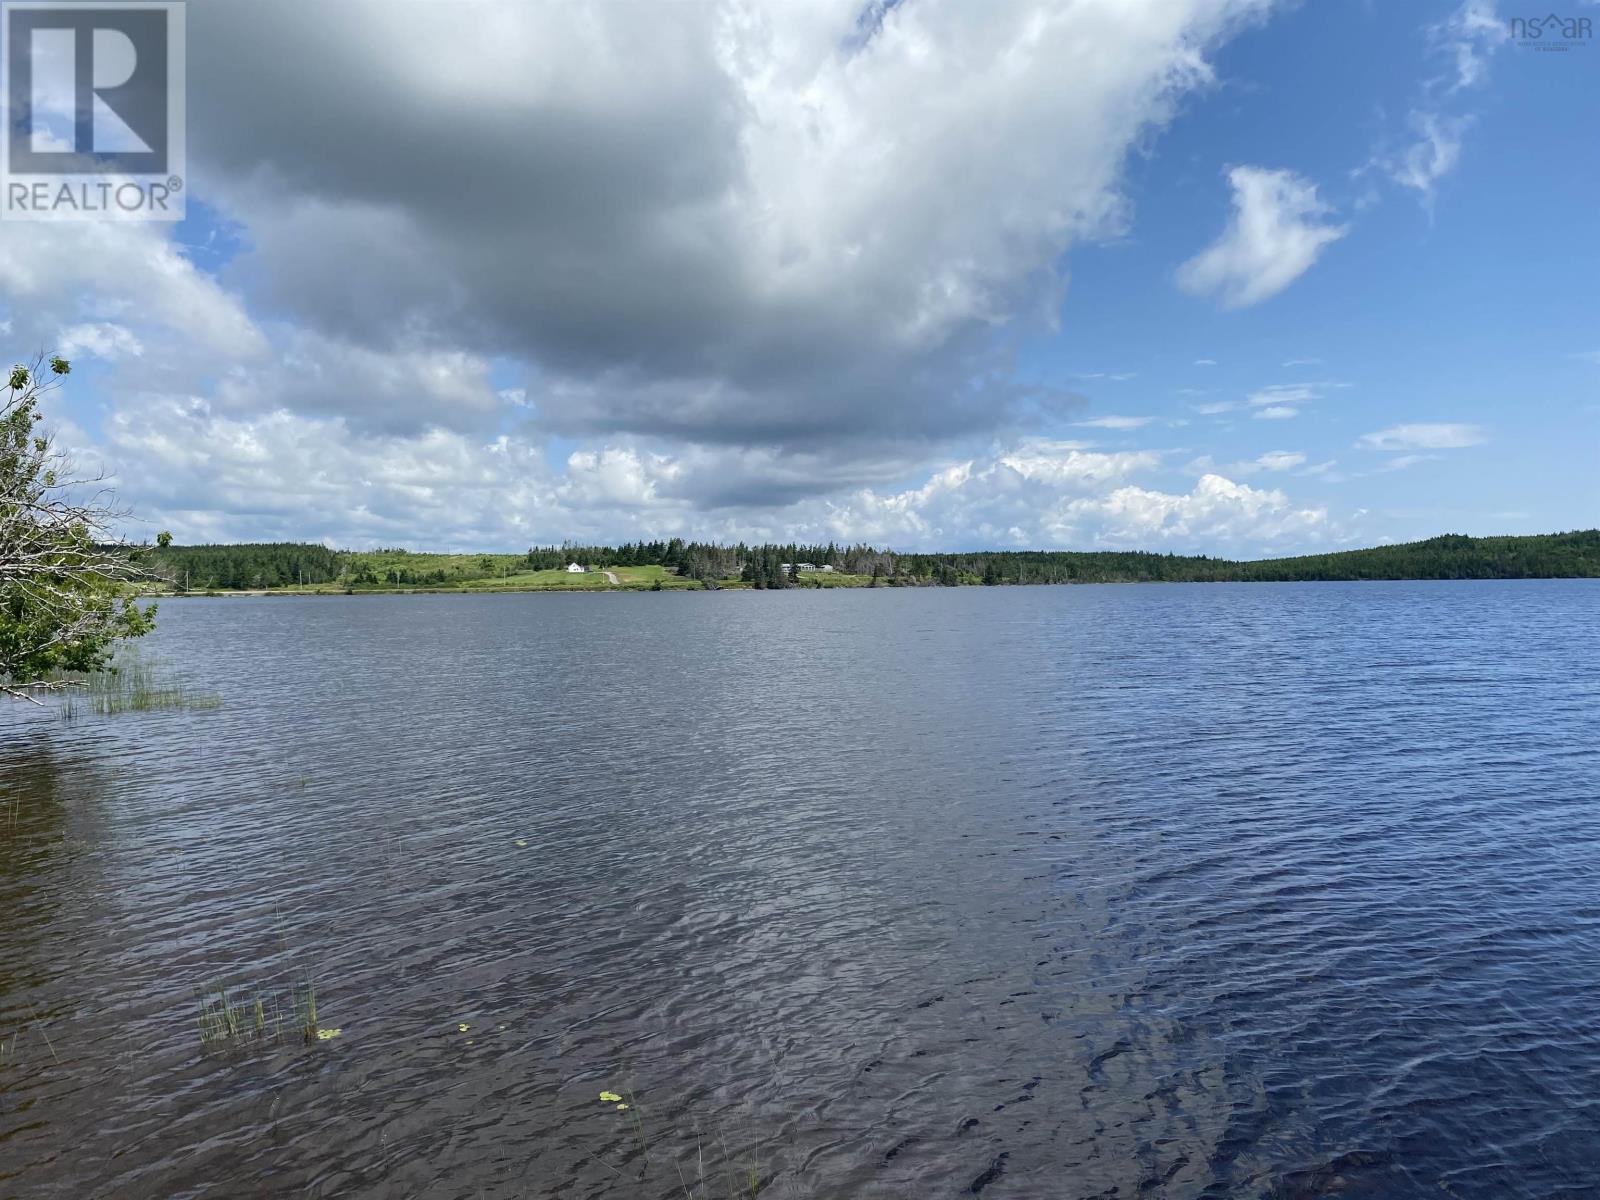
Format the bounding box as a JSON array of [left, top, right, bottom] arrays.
[[513, 838, 528, 848], [616, 1103, 630, 1111], [316, 1028, 342, 1041], [599, 1090, 622, 1103], [458, 1023, 469, 1032]]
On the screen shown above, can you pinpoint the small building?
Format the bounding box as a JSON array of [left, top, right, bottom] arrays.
[[565, 562, 586, 573], [780, 562, 822, 573]]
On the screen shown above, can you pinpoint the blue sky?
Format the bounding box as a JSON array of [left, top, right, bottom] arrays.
[[2, 0, 1595, 553], [1029, 0, 1599, 541]]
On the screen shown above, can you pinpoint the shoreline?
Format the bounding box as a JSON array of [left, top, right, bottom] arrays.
[[142, 575, 1599, 599], [134, 532, 1600, 595]]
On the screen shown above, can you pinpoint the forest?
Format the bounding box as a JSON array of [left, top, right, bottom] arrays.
[[140, 530, 1600, 592]]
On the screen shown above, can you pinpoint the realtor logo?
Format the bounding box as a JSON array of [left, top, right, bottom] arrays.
[[2, 1, 185, 220], [1508, 13, 1593, 49]]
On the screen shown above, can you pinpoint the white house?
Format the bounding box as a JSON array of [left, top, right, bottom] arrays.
[[564, 562, 586, 573]]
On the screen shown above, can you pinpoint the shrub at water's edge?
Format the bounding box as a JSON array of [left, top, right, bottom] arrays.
[[1, 356, 156, 701]]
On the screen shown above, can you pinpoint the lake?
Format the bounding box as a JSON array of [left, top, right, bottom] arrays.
[[3, 582, 1599, 1198]]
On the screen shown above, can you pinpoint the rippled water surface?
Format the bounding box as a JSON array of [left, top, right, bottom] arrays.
[[3, 583, 1599, 1198]]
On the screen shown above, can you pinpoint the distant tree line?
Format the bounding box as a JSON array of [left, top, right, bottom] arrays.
[[892, 531, 1600, 584], [146, 530, 1600, 591], [148, 542, 344, 590]]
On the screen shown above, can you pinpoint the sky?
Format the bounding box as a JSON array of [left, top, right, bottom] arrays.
[[2, 0, 1596, 555]]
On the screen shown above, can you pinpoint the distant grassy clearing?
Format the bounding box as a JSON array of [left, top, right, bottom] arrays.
[[458, 564, 701, 590], [462, 568, 606, 590]]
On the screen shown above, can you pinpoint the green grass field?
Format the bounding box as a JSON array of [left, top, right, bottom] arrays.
[[459, 568, 608, 590], [345, 548, 527, 579], [458, 563, 703, 590]]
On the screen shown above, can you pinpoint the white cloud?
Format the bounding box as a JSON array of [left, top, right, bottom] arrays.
[[0, 221, 262, 358], [1247, 383, 1317, 408], [1356, 423, 1487, 450], [1253, 450, 1306, 471], [1049, 473, 1327, 546], [1077, 415, 1155, 429], [1377, 453, 1439, 471], [92, 395, 1333, 553], [819, 455, 1328, 550], [994, 441, 1161, 489], [1368, 2, 1507, 206], [59, 322, 144, 361], [1234, 380, 1346, 420], [1432, 0, 1506, 92], [1382, 111, 1471, 202], [209, 330, 504, 434], [1176, 166, 1347, 308], [1194, 358, 1217, 366], [1199, 449, 1309, 475], [100, 396, 560, 548], [562, 447, 682, 510]]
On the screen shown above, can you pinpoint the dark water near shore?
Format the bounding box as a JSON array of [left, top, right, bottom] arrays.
[[3, 582, 1599, 1199]]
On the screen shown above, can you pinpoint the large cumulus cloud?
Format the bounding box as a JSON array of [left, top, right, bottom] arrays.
[[185, 0, 1274, 445]]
